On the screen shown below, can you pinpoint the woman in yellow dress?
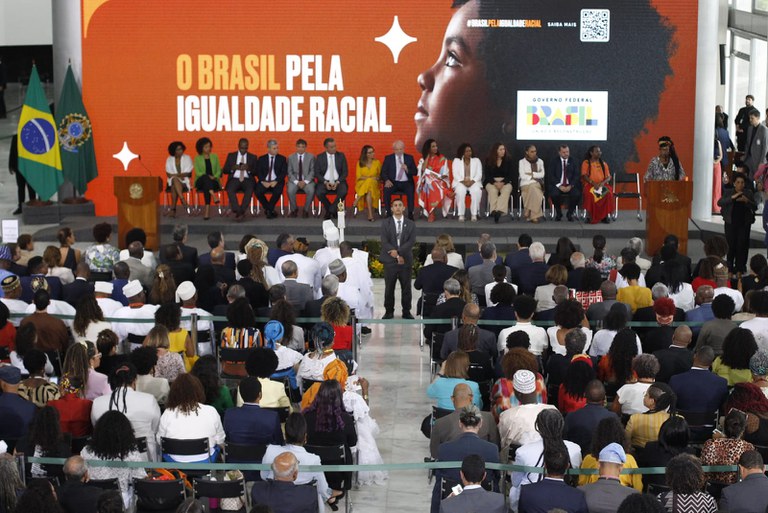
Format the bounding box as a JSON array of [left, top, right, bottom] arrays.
[[355, 145, 382, 221], [155, 303, 198, 372]]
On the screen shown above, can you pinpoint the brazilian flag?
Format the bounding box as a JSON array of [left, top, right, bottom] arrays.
[[56, 64, 97, 195], [16, 65, 64, 201]]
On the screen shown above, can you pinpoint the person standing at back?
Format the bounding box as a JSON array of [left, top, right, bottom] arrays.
[[380, 199, 416, 320]]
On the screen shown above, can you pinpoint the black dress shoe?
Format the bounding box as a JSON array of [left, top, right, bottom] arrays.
[[361, 326, 372, 335], [567, 213, 574, 222], [382, 312, 394, 319], [12, 206, 22, 215], [601, 217, 611, 224], [493, 211, 500, 223], [555, 212, 563, 221], [402, 312, 414, 319]]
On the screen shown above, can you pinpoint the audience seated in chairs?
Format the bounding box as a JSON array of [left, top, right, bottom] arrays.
[[297, 322, 357, 393], [17, 406, 71, 479], [625, 382, 677, 450], [712, 327, 758, 386], [510, 408, 584, 512], [497, 294, 548, 357], [261, 412, 334, 511], [480, 282, 516, 338], [224, 376, 284, 447], [653, 325, 694, 383], [263, 320, 303, 394], [439, 454, 506, 513], [14, 478, 62, 513], [498, 369, 557, 448], [695, 294, 737, 356], [424, 279, 466, 351], [719, 450, 768, 513], [57, 456, 104, 513], [655, 454, 717, 513], [81, 410, 147, 509], [724, 381, 768, 447], [547, 299, 593, 356], [440, 303, 497, 362], [235, 347, 292, 410], [157, 373, 225, 463], [431, 405, 500, 513], [416, 247, 460, 298], [269, 299, 306, 352], [700, 409, 754, 485], [251, 452, 318, 513], [427, 351, 482, 411], [546, 329, 591, 404], [48, 374, 93, 438], [0, 365, 37, 441], [557, 355, 596, 414], [220, 297, 263, 378], [613, 354, 660, 416], [190, 355, 234, 418], [430, 383, 500, 459], [491, 346, 546, 423], [590, 305, 638, 358], [17, 348, 60, 407], [564, 381, 616, 456], [517, 441, 589, 513], [578, 415, 643, 491], [142, 326, 185, 384], [669, 345, 728, 415], [578, 442, 640, 513]]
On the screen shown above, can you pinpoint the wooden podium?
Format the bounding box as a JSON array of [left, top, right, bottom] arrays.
[[114, 176, 162, 250], [645, 181, 693, 257]]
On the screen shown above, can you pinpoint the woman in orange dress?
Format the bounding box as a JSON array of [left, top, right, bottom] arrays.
[[416, 139, 452, 222], [581, 145, 614, 224]]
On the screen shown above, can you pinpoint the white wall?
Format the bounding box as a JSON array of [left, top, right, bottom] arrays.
[[0, 0, 53, 46]]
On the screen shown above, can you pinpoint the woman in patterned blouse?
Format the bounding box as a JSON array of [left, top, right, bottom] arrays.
[[657, 454, 717, 513], [83, 222, 120, 274], [644, 136, 686, 182], [700, 409, 754, 484]]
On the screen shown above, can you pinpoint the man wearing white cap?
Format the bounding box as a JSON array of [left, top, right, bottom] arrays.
[[177, 281, 213, 356], [498, 369, 556, 448], [578, 442, 638, 513], [1, 275, 28, 326], [111, 280, 159, 348], [94, 281, 123, 318], [313, 220, 342, 276]]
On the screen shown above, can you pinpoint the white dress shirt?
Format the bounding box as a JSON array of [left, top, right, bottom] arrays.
[[498, 322, 548, 355], [2, 298, 29, 326], [324, 153, 338, 182], [261, 443, 331, 510], [111, 304, 160, 341], [233, 151, 249, 179], [91, 386, 162, 460], [157, 403, 225, 462]]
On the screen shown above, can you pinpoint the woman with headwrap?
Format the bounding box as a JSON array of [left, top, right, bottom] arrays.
[[48, 374, 92, 438], [297, 322, 357, 391], [264, 320, 303, 393], [644, 136, 686, 182]]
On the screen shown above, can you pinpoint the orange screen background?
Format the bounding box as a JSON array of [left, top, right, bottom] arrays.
[[81, 0, 698, 215]]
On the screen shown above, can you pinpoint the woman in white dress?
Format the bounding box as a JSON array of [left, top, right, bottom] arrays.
[[451, 143, 483, 222], [297, 322, 357, 390], [165, 141, 193, 216]]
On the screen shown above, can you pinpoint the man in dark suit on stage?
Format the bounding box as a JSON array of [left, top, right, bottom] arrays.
[[439, 455, 506, 513], [255, 139, 288, 219], [381, 140, 418, 219], [315, 137, 348, 219], [546, 144, 581, 221], [251, 452, 318, 513], [669, 345, 729, 414], [222, 138, 258, 221], [518, 445, 589, 513], [380, 199, 415, 319], [720, 451, 768, 513]]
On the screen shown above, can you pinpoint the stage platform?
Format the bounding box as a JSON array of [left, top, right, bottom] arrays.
[[28, 208, 760, 264]]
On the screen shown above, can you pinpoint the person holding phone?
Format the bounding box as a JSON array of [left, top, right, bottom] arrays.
[[718, 172, 757, 276]]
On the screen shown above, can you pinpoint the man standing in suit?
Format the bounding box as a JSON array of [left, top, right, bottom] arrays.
[[518, 445, 589, 513], [744, 109, 768, 177], [315, 137, 349, 219], [430, 383, 499, 458], [578, 443, 638, 513], [735, 95, 756, 151], [280, 260, 313, 312], [653, 326, 693, 383], [439, 454, 505, 513], [669, 345, 729, 414], [223, 138, 258, 221], [380, 199, 415, 319], [381, 140, 418, 219], [286, 139, 316, 218], [546, 144, 580, 221], [251, 451, 319, 513], [255, 139, 288, 219], [720, 450, 768, 513], [431, 406, 500, 513]]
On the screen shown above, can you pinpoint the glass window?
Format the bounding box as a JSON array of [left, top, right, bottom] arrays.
[[733, 35, 752, 55], [755, 0, 768, 14]]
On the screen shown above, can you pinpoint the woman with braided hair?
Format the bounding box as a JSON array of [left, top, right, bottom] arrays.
[[625, 382, 677, 449], [90, 362, 161, 460], [509, 408, 582, 511], [48, 373, 92, 437], [62, 341, 111, 401], [0, 453, 24, 513]]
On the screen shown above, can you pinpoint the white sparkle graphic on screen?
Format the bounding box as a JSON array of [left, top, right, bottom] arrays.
[[113, 142, 139, 171], [375, 16, 417, 64]]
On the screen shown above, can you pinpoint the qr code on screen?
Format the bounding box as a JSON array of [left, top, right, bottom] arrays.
[[580, 9, 610, 42]]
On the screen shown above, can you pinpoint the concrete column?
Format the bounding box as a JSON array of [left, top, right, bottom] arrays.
[[52, 0, 82, 95], [52, 0, 82, 199], [692, 0, 720, 220]]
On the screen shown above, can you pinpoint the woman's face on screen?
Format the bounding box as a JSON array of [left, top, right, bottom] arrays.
[[415, 1, 495, 153]]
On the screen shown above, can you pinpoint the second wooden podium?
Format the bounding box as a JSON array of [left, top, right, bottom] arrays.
[[113, 176, 162, 250], [645, 181, 692, 257]]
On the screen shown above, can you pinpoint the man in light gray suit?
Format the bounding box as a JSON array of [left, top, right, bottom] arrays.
[[280, 259, 313, 312], [467, 242, 510, 302], [124, 241, 153, 289], [286, 138, 316, 218], [439, 454, 505, 513]]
